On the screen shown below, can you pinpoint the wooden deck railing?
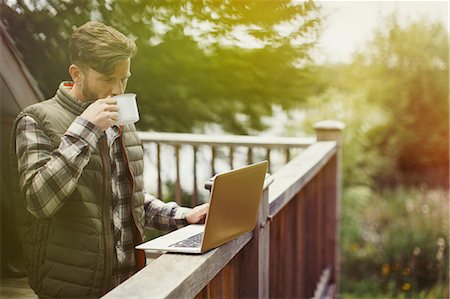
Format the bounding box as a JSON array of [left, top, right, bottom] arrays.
[[103, 120, 344, 299], [138, 131, 316, 206]]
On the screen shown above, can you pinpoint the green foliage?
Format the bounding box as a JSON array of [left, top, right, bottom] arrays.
[[304, 85, 387, 188], [304, 16, 448, 188], [0, 1, 90, 95], [351, 16, 449, 187], [1, 0, 321, 134], [340, 187, 449, 298], [302, 15, 449, 297]]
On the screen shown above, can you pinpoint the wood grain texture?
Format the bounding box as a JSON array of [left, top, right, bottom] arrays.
[[269, 141, 337, 216], [103, 232, 252, 299]]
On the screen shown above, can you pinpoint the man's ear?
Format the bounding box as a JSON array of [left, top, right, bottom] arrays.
[[68, 64, 83, 85]]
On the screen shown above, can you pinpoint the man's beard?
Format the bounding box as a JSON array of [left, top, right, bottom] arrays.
[[81, 78, 100, 102]]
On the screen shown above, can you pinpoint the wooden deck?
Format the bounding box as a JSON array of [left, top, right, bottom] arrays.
[[0, 277, 36, 299]]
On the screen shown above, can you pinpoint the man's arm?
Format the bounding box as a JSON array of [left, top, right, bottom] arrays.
[[144, 193, 210, 232], [144, 193, 191, 231], [15, 115, 102, 219]]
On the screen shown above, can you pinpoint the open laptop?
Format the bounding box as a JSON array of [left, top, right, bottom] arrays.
[[136, 160, 268, 254]]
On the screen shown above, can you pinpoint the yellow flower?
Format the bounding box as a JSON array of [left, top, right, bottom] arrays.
[[402, 268, 411, 276], [351, 242, 360, 252], [382, 264, 390, 276], [402, 283, 411, 291]]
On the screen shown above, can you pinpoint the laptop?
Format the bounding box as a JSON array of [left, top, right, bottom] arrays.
[[136, 160, 269, 254]]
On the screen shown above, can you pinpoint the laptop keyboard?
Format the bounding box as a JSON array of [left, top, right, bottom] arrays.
[[169, 232, 204, 248]]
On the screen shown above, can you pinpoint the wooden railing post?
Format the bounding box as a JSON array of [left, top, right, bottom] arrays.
[[238, 181, 272, 299], [314, 120, 345, 297], [192, 145, 198, 206], [257, 185, 270, 298], [175, 144, 182, 204], [156, 143, 162, 199]]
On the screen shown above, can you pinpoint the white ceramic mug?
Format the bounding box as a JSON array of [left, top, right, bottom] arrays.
[[112, 93, 140, 125]]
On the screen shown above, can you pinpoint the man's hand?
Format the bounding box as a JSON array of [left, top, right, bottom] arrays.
[[80, 96, 119, 131], [186, 203, 209, 224]]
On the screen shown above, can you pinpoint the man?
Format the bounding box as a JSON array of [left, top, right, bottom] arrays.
[[11, 21, 209, 298]]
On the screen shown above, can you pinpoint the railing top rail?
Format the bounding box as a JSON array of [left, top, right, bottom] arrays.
[[138, 131, 315, 148], [268, 141, 337, 216], [103, 232, 252, 299]]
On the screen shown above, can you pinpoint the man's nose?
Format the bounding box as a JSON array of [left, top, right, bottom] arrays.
[[111, 81, 124, 96]]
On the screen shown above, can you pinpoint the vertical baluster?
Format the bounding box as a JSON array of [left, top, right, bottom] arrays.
[[192, 145, 198, 207], [265, 148, 271, 173], [229, 146, 234, 169], [175, 144, 182, 205], [284, 148, 290, 164], [247, 147, 253, 164], [211, 146, 216, 176], [156, 143, 162, 200]]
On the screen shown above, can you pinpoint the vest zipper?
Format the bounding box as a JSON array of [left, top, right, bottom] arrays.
[[119, 126, 145, 269]]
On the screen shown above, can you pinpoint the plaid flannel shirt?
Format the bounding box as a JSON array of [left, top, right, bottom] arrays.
[[15, 114, 191, 287]]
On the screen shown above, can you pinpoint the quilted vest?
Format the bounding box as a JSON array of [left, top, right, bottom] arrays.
[[10, 84, 145, 298]]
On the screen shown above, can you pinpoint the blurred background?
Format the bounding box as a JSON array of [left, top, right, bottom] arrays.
[[1, 1, 448, 298]]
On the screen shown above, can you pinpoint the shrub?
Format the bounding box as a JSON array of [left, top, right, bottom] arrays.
[[341, 186, 449, 298]]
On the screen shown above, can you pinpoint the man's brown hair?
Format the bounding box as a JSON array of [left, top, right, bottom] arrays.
[[69, 21, 137, 75]]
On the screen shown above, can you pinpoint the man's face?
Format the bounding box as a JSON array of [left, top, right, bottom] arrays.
[[80, 58, 131, 101]]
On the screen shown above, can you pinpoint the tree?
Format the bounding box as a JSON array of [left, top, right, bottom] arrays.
[[358, 16, 449, 187], [303, 15, 448, 188], [1, 0, 322, 134]]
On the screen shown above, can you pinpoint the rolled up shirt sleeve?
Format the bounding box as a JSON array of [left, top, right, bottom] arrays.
[[144, 193, 191, 232], [15, 115, 103, 219]]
